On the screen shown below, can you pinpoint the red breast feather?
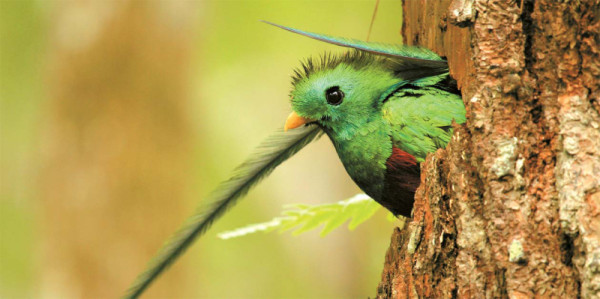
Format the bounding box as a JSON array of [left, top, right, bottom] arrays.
[[380, 147, 421, 217]]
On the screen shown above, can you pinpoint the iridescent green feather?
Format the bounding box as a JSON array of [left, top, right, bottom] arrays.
[[265, 21, 449, 81], [123, 126, 322, 298], [125, 22, 467, 299], [383, 75, 466, 162], [263, 21, 446, 69]]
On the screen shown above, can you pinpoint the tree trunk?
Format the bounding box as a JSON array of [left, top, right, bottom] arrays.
[[377, 0, 600, 298]]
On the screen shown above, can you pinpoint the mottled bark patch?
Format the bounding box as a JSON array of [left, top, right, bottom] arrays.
[[377, 0, 598, 298]]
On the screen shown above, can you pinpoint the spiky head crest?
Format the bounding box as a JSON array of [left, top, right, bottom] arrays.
[[289, 50, 400, 137], [291, 51, 387, 86]]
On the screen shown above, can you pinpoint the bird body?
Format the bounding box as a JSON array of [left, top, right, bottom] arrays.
[[287, 50, 465, 216], [125, 23, 466, 298]]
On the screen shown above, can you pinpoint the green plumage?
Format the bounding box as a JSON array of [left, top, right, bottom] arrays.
[[124, 23, 466, 298], [263, 20, 448, 76], [384, 75, 467, 161], [124, 126, 321, 298], [290, 50, 465, 203]]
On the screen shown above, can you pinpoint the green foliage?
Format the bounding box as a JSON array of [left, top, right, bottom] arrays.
[[125, 126, 322, 298], [218, 194, 397, 239]]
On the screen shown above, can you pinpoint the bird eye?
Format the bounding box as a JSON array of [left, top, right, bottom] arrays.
[[325, 86, 344, 106]]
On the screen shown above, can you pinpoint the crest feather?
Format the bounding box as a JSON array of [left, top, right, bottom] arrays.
[[291, 51, 382, 85], [263, 21, 448, 70], [265, 21, 450, 83]]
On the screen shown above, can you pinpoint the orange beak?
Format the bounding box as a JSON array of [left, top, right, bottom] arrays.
[[284, 111, 313, 132]]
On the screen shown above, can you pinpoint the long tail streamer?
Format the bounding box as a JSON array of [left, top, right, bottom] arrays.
[[262, 21, 448, 70], [124, 126, 322, 298]]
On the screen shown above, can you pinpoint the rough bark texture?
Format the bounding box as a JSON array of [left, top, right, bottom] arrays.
[[377, 0, 600, 298]]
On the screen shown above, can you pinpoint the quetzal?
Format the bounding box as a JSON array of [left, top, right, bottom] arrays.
[[125, 22, 466, 298]]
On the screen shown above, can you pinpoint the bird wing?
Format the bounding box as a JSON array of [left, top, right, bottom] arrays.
[[381, 75, 466, 162]]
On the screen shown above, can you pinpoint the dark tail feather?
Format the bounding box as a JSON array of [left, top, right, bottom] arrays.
[[123, 126, 322, 298], [261, 20, 448, 70]]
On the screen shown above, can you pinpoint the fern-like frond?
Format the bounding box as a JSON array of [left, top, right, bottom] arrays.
[[124, 126, 322, 298], [218, 194, 393, 240]]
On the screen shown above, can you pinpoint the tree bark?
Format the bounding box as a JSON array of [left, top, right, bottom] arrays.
[[377, 0, 600, 298]]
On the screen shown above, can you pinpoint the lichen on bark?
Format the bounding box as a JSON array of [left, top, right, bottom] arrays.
[[377, 0, 600, 298]]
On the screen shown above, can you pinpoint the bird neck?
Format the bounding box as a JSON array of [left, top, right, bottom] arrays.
[[323, 116, 392, 200]]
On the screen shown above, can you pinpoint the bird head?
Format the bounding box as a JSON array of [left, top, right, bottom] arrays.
[[284, 52, 399, 134]]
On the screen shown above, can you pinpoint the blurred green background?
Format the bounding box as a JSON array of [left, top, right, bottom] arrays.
[[1, 0, 404, 297]]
